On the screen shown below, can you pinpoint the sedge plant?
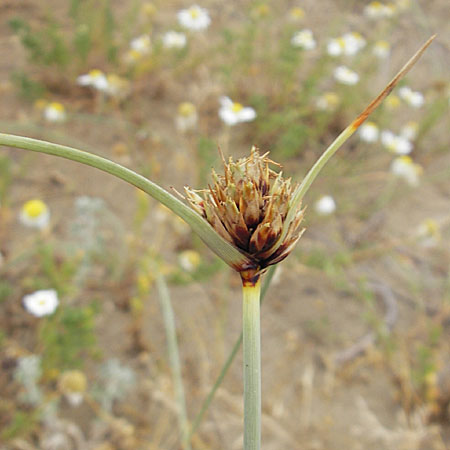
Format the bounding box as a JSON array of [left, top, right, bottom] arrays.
[[0, 36, 434, 449]]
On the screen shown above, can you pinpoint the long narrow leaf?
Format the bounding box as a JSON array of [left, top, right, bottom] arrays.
[[280, 35, 436, 249], [0, 133, 251, 269]]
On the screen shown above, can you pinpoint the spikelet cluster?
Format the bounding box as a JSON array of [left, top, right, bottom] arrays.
[[185, 147, 304, 275]]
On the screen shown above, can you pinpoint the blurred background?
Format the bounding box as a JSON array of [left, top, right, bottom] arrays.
[[0, 0, 449, 449]]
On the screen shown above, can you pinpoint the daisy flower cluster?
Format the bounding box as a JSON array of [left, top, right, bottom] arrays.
[[77, 70, 129, 98], [398, 86, 425, 108], [327, 32, 366, 57], [358, 118, 422, 186], [75, 5, 212, 104], [364, 1, 396, 19]]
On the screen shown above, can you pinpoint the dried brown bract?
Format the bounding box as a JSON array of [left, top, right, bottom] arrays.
[[184, 147, 305, 278]]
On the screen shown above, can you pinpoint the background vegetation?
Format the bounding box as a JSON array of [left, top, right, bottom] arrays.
[[0, 0, 449, 448]]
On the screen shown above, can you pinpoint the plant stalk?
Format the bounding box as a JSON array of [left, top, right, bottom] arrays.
[[188, 265, 276, 440], [242, 277, 261, 450], [156, 274, 191, 450]]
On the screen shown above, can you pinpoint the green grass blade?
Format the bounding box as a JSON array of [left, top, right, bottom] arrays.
[[0, 132, 251, 269], [156, 274, 192, 450], [281, 35, 436, 249]]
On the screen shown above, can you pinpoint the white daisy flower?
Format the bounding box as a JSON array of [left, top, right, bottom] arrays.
[[315, 195, 336, 215], [23, 289, 59, 317], [162, 31, 187, 49], [291, 29, 316, 50], [400, 121, 418, 141], [398, 86, 424, 108], [373, 40, 391, 59], [175, 102, 198, 132], [342, 32, 366, 55], [130, 35, 151, 54], [44, 102, 66, 123], [334, 66, 359, 85], [327, 32, 366, 57], [179, 250, 201, 272], [219, 97, 256, 126], [19, 199, 50, 229], [390, 156, 422, 187], [177, 5, 211, 31], [327, 38, 345, 56], [77, 69, 109, 91], [359, 121, 379, 142], [316, 92, 340, 111], [381, 130, 413, 154], [364, 1, 396, 19]]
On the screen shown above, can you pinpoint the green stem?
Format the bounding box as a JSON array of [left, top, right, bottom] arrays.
[[188, 266, 276, 439], [156, 274, 191, 450], [0, 133, 250, 270], [242, 277, 261, 450]]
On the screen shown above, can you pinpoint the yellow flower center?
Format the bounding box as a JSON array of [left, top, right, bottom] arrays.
[[23, 199, 47, 218], [398, 155, 412, 165], [376, 40, 390, 49], [178, 102, 196, 117], [49, 102, 64, 112], [290, 7, 305, 19], [385, 95, 400, 109], [231, 102, 244, 113], [141, 2, 156, 17], [88, 69, 104, 79], [253, 4, 270, 17], [324, 92, 339, 107], [337, 37, 346, 49], [180, 250, 201, 269], [127, 49, 142, 61], [369, 1, 383, 9], [189, 7, 200, 18], [59, 370, 87, 393], [424, 219, 439, 236]]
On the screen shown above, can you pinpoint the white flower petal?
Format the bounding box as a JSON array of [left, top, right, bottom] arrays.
[[23, 289, 59, 317], [238, 107, 257, 122], [177, 5, 211, 31], [315, 195, 336, 215]]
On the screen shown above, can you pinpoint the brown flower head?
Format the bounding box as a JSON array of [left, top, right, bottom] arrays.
[[184, 147, 305, 280]]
